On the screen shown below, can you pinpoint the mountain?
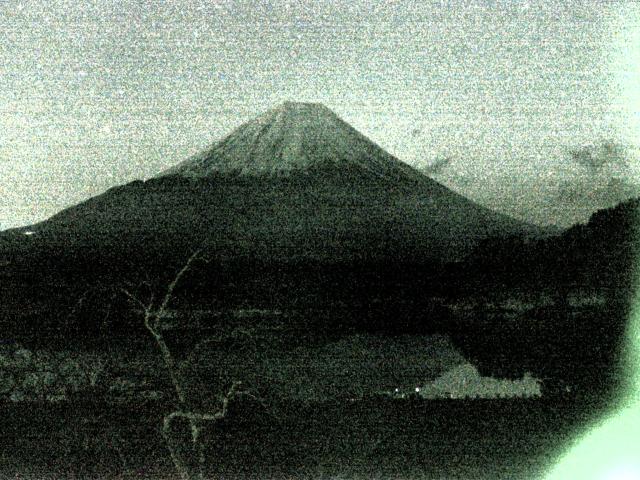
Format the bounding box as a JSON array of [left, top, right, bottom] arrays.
[[1, 102, 539, 268]]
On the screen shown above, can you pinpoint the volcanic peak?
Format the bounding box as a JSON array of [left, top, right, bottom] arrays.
[[161, 101, 421, 181]]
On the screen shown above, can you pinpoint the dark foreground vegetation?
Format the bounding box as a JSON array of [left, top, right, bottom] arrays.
[[1, 394, 610, 480], [0, 199, 637, 479]]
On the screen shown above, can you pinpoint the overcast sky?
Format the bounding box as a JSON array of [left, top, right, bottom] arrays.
[[1, 0, 639, 228]]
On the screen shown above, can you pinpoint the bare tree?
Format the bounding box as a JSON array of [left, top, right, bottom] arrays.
[[121, 251, 255, 480]]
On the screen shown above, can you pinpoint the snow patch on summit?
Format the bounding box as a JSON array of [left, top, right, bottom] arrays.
[[161, 101, 423, 181]]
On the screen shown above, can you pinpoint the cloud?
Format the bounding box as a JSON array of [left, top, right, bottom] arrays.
[[568, 141, 629, 173], [422, 155, 455, 176], [556, 140, 639, 209]]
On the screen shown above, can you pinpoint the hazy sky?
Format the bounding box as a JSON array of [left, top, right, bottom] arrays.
[[1, 0, 639, 228]]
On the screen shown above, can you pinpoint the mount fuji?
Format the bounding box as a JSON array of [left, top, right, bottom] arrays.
[[2, 102, 540, 265]]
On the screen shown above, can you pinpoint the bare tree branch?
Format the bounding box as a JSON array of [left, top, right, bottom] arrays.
[[120, 288, 151, 315], [162, 381, 244, 480], [120, 250, 264, 480], [121, 277, 190, 405], [156, 249, 204, 321], [68, 288, 90, 319], [121, 251, 207, 479]]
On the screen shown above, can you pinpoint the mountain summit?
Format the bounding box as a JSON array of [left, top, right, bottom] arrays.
[[163, 101, 421, 181]]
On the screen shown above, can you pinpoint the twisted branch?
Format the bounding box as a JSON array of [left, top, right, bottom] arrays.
[[121, 250, 218, 480], [163, 381, 244, 480]]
